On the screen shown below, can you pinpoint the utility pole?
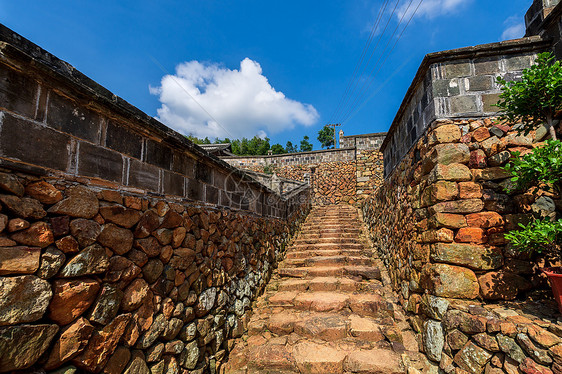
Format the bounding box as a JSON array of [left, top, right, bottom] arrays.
[[326, 124, 341, 149]]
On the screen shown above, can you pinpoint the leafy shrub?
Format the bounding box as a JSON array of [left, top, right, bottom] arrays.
[[504, 218, 562, 254]]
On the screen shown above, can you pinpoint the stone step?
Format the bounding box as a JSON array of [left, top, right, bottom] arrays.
[[302, 224, 360, 229], [281, 256, 373, 268], [298, 233, 358, 239], [278, 265, 381, 280], [285, 249, 365, 259], [265, 291, 394, 318], [249, 311, 394, 344], [273, 276, 383, 293], [243, 340, 405, 374], [294, 238, 361, 245], [291, 243, 364, 251]]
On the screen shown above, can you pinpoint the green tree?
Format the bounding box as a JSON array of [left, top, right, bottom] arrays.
[[300, 136, 313, 152], [496, 52, 562, 140], [286, 141, 297, 153], [317, 125, 335, 149], [271, 143, 286, 154]]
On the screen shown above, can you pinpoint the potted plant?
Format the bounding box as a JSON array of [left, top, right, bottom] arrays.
[[495, 52, 562, 311]]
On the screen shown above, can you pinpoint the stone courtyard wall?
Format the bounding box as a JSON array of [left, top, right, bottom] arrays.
[[363, 117, 562, 373], [0, 24, 311, 374], [223, 134, 385, 205], [360, 28, 562, 372]]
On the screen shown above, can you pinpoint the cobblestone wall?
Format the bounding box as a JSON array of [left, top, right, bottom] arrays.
[[362, 117, 562, 372], [0, 171, 309, 373]]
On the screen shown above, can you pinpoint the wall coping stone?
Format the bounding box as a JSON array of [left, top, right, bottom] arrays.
[[0, 24, 284, 199], [340, 132, 387, 139], [380, 36, 552, 154], [220, 147, 357, 160]]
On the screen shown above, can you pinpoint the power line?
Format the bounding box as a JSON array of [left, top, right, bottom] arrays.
[[338, 0, 416, 123], [327, 0, 390, 124], [340, 0, 424, 124], [332, 0, 402, 124]]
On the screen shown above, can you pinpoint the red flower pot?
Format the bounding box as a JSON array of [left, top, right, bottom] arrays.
[[542, 267, 562, 314]]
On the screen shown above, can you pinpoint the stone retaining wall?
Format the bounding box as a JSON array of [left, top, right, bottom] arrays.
[[228, 149, 384, 206], [362, 117, 562, 372], [0, 171, 309, 373]]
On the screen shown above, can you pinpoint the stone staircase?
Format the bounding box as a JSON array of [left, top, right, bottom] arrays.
[[222, 205, 427, 374]]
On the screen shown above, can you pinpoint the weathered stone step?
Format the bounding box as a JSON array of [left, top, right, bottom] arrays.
[[265, 291, 394, 318], [281, 256, 373, 268], [242, 341, 405, 374], [273, 276, 384, 294], [291, 244, 364, 252], [302, 224, 360, 229], [299, 230, 360, 235], [298, 232, 358, 239], [278, 265, 382, 280], [250, 311, 394, 344], [285, 249, 364, 259], [294, 237, 361, 245]]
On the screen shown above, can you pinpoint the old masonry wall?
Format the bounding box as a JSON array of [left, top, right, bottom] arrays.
[[362, 30, 562, 373], [0, 24, 311, 374]]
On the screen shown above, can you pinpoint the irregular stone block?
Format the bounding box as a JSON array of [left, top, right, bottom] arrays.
[[59, 244, 110, 277], [44, 317, 95, 370], [431, 243, 503, 270], [98, 223, 134, 255], [37, 246, 66, 279], [454, 341, 492, 373], [421, 263, 479, 299], [0, 275, 52, 325], [423, 320, 444, 362], [0, 245, 41, 275], [48, 186, 99, 219], [428, 164, 472, 183], [11, 221, 54, 248], [0, 324, 59, 372], [25, 181, 63, 204], [430, 199, 484, 214], [48, 278, 100, 325], [72, 314, 132, 372]]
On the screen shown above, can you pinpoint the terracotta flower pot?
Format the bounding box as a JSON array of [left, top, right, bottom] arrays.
[[542, 267, 562, 314]]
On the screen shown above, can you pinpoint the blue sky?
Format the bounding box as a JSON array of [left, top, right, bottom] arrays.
[[1, 0, 532, 149]]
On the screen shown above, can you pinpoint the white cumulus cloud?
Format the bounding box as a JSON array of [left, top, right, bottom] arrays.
[[397, 0, 470, 20], [501, 16, 525, 40], [150, 58, 319, 139]]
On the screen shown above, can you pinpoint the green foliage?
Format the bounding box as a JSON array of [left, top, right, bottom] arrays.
[[299, 136, 313, 152], [505, 218, 562, 254], [187, 135, 211, 144], [285, 141, 297, 153], [263, 165, 275, 174], [504, 139, 562, 193], [270, 143, 286, 154], [495, 52, 562, 137], [498, 52, 562, 258], [317, 125, 335, 149]]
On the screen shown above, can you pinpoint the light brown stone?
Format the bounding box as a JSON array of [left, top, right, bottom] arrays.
[[10, 221, 54, 248], [25, 181, 63, 204], [421, 263, 479, 299], [0, 246, 41, 275], [72, 314, 132, 372], [48, 278, 100, 325], [48, 185, 99, 218], [44, 317, 95, 370]]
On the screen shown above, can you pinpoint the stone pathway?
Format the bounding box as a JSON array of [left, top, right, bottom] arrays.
[[222, 205, 426, 374]]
